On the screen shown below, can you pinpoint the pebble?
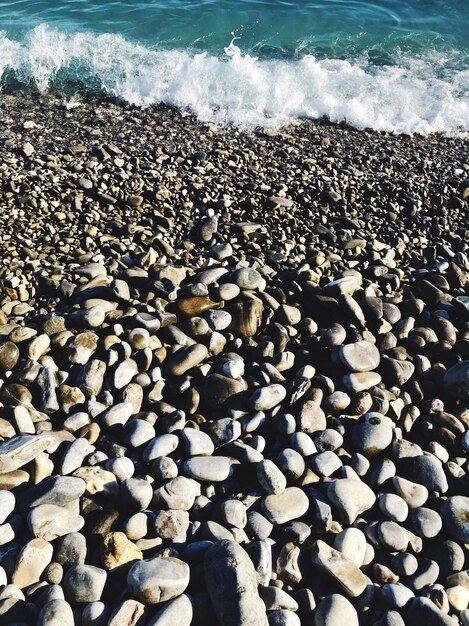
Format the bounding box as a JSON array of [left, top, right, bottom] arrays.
[[62, 565, 107, 602], [205, 540, 269, 626], [0, 97, 466, 626], [251, 384, 287, 411], [339, 341, 381, 372], [127, 556, 190, 604], [327, 479, 376, 524], [312, 540, 368, 597], [314, 594, 359, 626], [441, 496, 469, 543], [262, 487, 309, 524]]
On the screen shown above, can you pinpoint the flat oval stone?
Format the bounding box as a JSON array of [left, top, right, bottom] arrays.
[[166, 344, 208, 376], [262, 487, 309, 524], [377, 521, 409, 552], [183, 456, 233, 482], [251, 385, 287, 411], [127, 556, 190, 604], [339, 341, 380, 373]]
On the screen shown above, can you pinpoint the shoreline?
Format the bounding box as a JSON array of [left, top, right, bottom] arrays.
[[0, 92, 468, 625]]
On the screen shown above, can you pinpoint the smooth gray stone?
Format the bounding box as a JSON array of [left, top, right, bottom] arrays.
[[121, 419, 155, 448], [378, 494, 408, 523], [183, 456, 233, 482], [408, 558, 439, 591], [107, 599, 145, 626], [378, 521, 409, 552], [246, 511, 273, 540], [204, 418, 242, 447], [144, 434, 179, 462], [259, 586, 299, 611], [327, 479, 376, 524], [127, 556, 190, 604], [314, 594, 359, 626], [250, 384, 287, 411], [152, 476, 200, 510], [154, 510, 190, 539], [398, 455, 448, 494], [219, 500, 247, 529], [231, 268, 262, 290], [28, 504, 84, 541], [62, 565, 107, 603], [441, 496, 469, 543], [381, 583, 415, 609], [339, 341, 380, 373], [311, 451, 342, 477], [204, 540, 268, 626], [37, 367, 60, 414], [38, 599, 74, 626], [411, 507, 442, 538], [82, 601, 111, 626], [405, 597, 456, 625], [443, 361, 469, 398], [180, 429, 214, 456], [0, 491, 15, 524], [55, 532, 87, 568], [257, 460, 287, 495], [147, 593, 193, 626], [276, 448, 305, 481], [19, 476, 85, 510], [120, 478, 153, 512], [351, 413, 393, 457], [391, 553, 418, 577], [267, 609, 301, 626], [262, 487, 309, 525]]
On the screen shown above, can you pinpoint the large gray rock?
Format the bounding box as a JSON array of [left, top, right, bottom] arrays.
[[205, 540, 269, 626], [28, 504, 84, 541], [262, 487, 309, 525], [315, 594, 359, 626], [442, 496, 469, 544], [62, 565, 107, 602], [147, 593, 193, 626], [327, 479, 376, 524], [127, 556, 190, 604], [38, 599, 74, 626], [443, 361, 469, 399], [339, 341, 380, 373]]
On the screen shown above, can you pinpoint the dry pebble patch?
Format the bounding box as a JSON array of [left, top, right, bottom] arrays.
[[0, 93, 467, 625]]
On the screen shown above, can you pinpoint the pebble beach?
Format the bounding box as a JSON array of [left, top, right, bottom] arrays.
[[0, 92, 467, 626]]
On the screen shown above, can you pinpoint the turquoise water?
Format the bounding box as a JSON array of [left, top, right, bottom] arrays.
[[0, 0, 468, 134]]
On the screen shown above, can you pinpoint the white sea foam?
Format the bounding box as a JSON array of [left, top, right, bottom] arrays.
[[0, 24, 467, 136]]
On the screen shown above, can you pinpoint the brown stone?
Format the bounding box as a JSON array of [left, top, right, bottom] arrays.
[[102, 532, 143, 570]]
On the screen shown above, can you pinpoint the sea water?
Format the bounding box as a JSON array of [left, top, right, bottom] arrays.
[[0, 0, 468, 134]]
